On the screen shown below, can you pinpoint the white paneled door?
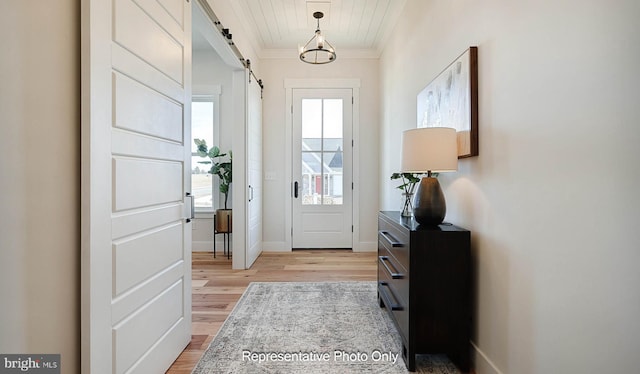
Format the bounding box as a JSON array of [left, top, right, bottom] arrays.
[[246, 77, 263, 267], [81, 0, 192, 372], [292, 89, 353, 248]]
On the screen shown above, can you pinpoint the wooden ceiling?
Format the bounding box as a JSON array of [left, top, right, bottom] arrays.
[[226, 0, 407, 58]]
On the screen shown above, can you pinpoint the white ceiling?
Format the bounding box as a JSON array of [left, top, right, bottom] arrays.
[[225, 0, 407, 59]]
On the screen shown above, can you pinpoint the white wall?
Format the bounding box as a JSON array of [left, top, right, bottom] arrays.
[[379, 1, 640, 373], [193, 47, 233, 157], [260, 58, 380, 251], [0, 1, 79, 372]]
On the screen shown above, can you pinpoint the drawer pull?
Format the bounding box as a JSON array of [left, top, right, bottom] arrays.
[[379, 256, 404, 279], [378, 281, 404, 311], [379, 230, 404, 247]]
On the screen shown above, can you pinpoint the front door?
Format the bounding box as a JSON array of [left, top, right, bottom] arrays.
[[292, 89, 353, 248], [81, 0, 192, 372]]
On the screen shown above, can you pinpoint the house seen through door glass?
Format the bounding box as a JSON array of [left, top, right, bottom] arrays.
[[301, 99, 343, 205]]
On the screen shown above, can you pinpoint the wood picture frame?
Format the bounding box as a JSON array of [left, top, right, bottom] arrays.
[[417, 46, 478, 158]]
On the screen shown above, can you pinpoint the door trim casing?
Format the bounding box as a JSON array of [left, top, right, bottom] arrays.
[[284, 79, 361, 251]]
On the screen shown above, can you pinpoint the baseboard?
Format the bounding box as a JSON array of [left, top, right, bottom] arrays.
[[260, 241, 377, 252], [262, 241, 290, 252], [353, 241, 377, 252], [472, 341, 503, 374], [197, 241, 378, 253]]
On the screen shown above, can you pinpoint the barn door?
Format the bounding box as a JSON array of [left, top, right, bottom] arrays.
[[246, 76, 263, 267], [81, 0, 192, 372]]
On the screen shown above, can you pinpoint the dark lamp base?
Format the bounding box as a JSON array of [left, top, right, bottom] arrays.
[[413, 177, 446, 225]]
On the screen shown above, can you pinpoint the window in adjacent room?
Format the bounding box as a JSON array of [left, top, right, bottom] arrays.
[[191, 96, 217, 211]]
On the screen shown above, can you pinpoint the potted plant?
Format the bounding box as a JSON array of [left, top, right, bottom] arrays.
[[195, 139, 232, 233], [391, 172, 422, 217]]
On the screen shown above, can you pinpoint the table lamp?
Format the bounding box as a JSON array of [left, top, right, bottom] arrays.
[[401, 127, 458, 225]]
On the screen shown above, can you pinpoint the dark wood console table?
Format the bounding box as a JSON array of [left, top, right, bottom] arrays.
[[377, 211, 471, 372]]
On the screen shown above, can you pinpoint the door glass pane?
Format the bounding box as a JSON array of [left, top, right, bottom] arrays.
[[322, 99, 343, 206], [302, 99, 321, 151], [323, 151, 343, 205], [300, 98, 343, 206], [322, 99, 342, 147], [301, 152, 322, 205]]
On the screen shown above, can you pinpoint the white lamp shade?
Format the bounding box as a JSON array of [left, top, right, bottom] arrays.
[[401, 127, 458, 172]]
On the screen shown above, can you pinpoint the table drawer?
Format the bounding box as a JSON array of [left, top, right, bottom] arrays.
[[378, 216, 410, 270], [378, 244, 410, 339], [377, 246, 409, 304], [378, 278, 409, 340]]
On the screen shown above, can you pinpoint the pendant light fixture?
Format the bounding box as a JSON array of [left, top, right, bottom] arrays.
[[299, 12, 336, 64]]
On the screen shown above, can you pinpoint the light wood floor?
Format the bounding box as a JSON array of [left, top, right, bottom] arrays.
[[166, 250, 378, 373]]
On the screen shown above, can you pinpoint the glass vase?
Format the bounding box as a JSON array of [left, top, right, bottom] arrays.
[[401, 192, 414, 217]]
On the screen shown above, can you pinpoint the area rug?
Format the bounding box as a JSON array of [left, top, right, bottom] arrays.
[[192, 281, 462, 373]]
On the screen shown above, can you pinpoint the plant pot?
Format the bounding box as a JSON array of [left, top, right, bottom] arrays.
[[215, 209, 232, 233]]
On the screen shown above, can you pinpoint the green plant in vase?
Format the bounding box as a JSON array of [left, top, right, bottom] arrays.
[[391, 172, 421, 217], [195, 139, 232, 232]]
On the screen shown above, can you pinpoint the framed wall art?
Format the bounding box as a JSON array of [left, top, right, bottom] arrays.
[[417, 46, 478, 158]]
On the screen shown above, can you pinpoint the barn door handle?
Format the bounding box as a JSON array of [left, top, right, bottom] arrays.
[[185, 192, 194, 223], [294, 181, 299, 198]]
